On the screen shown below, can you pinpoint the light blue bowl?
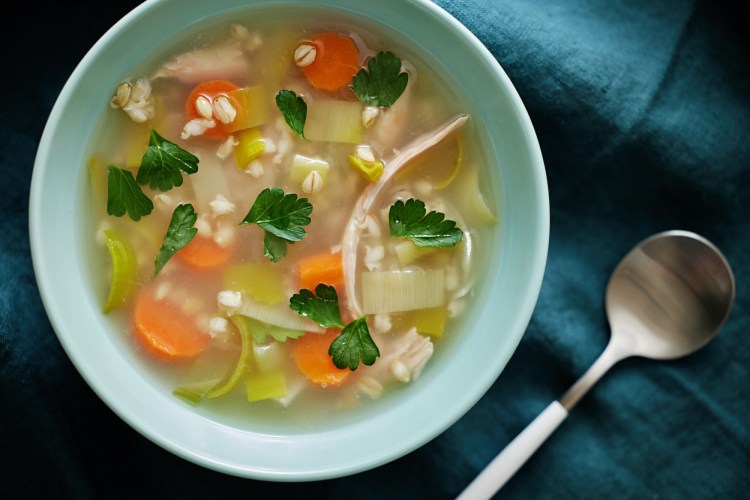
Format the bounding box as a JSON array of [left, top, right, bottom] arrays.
[[29, 0, 548, 480]]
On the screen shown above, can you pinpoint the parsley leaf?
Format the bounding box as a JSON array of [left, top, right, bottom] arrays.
[[107, 165, 154, 221], [241, 188, 312, 261], [350, 51, 409, 108], [136, 129, 199, 191], [389, 198, 463, 247], [275, 90, 307, 139], [289, 284, 345, 329], [153, 203, 198, 276], [329, 317, 380, 370], [263, 231, 288, 263], [289, 284, 380, 370]]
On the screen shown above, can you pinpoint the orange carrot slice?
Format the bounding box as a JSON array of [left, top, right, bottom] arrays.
[[292, 329, 350, 387], [298, 252, 344, 291], [299, 33, 360, 92], [177, 235, 234, 270], [132, 288, 210, 359], [185, 80, 239, 140]]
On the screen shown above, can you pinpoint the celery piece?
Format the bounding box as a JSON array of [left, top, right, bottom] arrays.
[[245, 371, 287, 402], [223, 261, 285, 305], [305, 99, 363, 143], [394, 240, 439, 266], [289, 154, 330, 185], [253, 341, 286, 373], [233, 128, 265, 170], [206, 316, 253, 398], [172, 387, 207, 405], [224, 85, 271, 133], [102, 230, 138, 313], [88, 157, 108, 212], [361, 268, 445, 314], [347, 155, 383, 182], [393, 307, 449, 338]]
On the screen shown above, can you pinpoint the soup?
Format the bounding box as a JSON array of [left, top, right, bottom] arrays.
[[87, 7, 497, 425]]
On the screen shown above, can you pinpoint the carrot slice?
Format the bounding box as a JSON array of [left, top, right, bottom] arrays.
[[292, 329, 350, 387], [132, 288, 210, 359], [300, 33, 360, 91], [185, 80, 239, 140], [177, 235, 234, 270], [298, 252, 344, 291]]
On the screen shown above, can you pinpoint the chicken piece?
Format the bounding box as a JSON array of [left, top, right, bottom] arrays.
[[151, 41, 251, 84]]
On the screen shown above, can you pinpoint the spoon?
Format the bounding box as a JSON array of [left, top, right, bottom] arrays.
[[458, 230, 735, 499]]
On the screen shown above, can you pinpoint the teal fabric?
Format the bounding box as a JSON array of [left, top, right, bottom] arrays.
[[1, 0, 747, 498]]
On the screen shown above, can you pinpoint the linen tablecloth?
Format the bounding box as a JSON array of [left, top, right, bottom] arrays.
[[1, 0, 747, 497]]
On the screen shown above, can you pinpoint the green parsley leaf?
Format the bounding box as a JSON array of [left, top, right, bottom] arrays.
[[107, 165, 154, 221], [329, 317, 380, 370], [389, 198, 463, 247], [350, 51, 409, 108], [242, 186, 312, 238], [136, 129, 199, 191], [153, 203, 198, 276], [289, 284, 346, 329], [263, 231, 288, 263], [289, 285, 380, 370], [275, 90, 307, 139]]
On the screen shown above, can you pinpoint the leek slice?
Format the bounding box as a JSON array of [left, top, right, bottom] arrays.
[[394, 240, 439, 266], [233, 127, 265, 170], [392, 307, 449, 338], [102, 230, 138, 312], [224, 84, 271, 133], [253, 341, 286, 373], [223, 262, 285, 305], [233, 315, 305, 344], [245, 371, 287, 402], [348, 155, 383, 182], [361, 268, 445, 314], [433, 135, 464, 190], [206, 315, 253, 398], [306, 99, 362, 143], [235, 294, 324, 333]]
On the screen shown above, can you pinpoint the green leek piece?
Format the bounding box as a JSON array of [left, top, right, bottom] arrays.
[[393, 307, 449, 338], [233, 127, 265, 170], [305, 98, 362, 143], [223, 261, 285, 305], [102, 230, 138, 313], [361, 268, 445, 314], [88, 157, 107, 212], [347, 155, 383, 182], [245, 371, 286, 402], [224, 84, 271, 133], [233, 315, 305, 344], [253, 340, 287, 373], [206, 316, 253, 398], [173, 387, 207, 405], [433, 135, 464, 190], [289, 154, 330, 185]]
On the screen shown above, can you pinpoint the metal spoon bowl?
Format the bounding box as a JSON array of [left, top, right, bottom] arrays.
[[459, 230, 736, 499]]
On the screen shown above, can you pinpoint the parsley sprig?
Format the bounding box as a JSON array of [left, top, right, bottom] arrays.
[[106, 166, 154, 221], [290, 284, 380, 370], [153, 203, 198, 276], [276, 90, 307, 139], [137, 130, 199, 191], [240, 187, 313, 262], [350, 51, 409, 108], [105, 129, 198, 221], [389, 198, 463, 247]]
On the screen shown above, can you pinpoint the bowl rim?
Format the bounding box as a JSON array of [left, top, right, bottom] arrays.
[[29, 0, 549, 481]]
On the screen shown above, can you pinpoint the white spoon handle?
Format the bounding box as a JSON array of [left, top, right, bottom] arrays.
[[456, 401, 568, 500]]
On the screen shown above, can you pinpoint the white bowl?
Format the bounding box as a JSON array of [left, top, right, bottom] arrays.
[[30, 0, 548, 480]]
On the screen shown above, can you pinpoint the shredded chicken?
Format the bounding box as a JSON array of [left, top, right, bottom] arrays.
[[342, 114, 470, 317], [358, 328, 434, 390], [151, 40, 251, 84]]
